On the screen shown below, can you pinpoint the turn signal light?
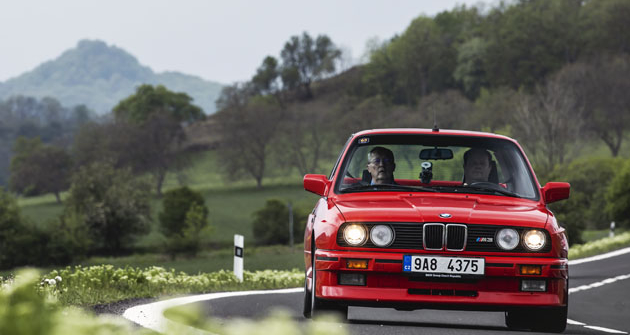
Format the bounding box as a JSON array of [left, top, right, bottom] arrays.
[[520, 265, 542, 275], [346, 259, 369, 269]]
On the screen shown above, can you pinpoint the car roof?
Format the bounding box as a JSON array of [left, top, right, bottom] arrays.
[[352, 128, 516, 142]]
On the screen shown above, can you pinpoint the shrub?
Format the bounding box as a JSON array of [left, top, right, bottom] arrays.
[[606, 160, 630, 228], [0, 188, 88, 269], [159, 187, 210, 257], [159, 187, 207, 236], [545, 157, 621, 245], [64, 162, 152, 255], [44, 212, 92, 265], [252, 199, 307, 246]]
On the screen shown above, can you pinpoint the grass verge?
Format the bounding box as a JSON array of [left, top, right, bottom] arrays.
[[40, 265, 303, 306], [569, 231, 630, 260]]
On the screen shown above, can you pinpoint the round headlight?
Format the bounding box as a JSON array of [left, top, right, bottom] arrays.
[[496, 228, 519, 250], [523, 230, 546, 251], [370, 225, 394, 247], [343, 224, 367, 246]]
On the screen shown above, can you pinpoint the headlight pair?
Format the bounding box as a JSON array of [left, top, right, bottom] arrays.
[[496, 228, 546, 251], [343, 224, 394, 247]]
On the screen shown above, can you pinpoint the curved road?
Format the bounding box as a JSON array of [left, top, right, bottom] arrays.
[[196, 250, 630, 334]]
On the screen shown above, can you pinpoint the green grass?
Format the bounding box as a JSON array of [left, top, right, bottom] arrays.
[[80, 245, 304, 274], [582, 228, 628, 242], [18, 150, 320, 249], [569, 231, 630, 260]]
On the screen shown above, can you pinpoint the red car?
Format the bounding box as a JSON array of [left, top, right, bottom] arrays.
[[302, 128, 570, 333]]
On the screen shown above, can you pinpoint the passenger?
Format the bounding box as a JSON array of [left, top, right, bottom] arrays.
[[367, 147, 396, 185], [463, 148, 493, 184]]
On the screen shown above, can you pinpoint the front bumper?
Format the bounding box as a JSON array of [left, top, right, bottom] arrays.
[[311, 249, 568, 311]]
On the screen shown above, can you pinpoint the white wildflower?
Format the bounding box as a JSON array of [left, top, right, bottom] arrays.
[[55, 276, 62, 283], [48, 279, 56, 286]]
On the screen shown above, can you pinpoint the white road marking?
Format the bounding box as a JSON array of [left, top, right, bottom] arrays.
[[569, 247, 630, 266], [567, 319, 586, 326], [123, 287, 302, 333], [584, 326, 628, 334], [569, 273, 630, 294]]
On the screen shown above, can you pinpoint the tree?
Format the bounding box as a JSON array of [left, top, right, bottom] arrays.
[[512, 66, 585, 173], [481, 0, 583, 90], [546, 158, 620, 244], [113, 85, 205, 195], [9, 137, 72, 203], [159, 187, 209, 257], [471, 87, 518, 133], [276, 101, 335, 176], [454, 37, 489, 98], [582, 0, 630, 56], [252, 56, 281, 96], [159, 186, 207, 237], [64, 162, 151, 255], [215, 96, 284, 188], [362, 16, 456, 104], [572, 55, 630, 156], [252, 199, 306, 246], [606, 159, 630, 228], [280, 32, 342, 100]]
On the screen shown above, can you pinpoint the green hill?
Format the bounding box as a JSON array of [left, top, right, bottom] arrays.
[[0, 40, 224, 114]]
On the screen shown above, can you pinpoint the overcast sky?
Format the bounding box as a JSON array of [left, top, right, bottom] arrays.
[[0, 0, 485, 84]]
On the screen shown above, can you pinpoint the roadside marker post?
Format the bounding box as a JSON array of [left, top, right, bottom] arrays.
[[234, 234, 244, 282], [610, 221, 616, 238]]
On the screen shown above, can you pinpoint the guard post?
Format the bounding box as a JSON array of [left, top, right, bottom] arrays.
[[234, 234, 244, 282], [610, 221, 616, 238]]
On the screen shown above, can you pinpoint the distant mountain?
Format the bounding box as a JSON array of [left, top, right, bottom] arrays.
[[0, 40, 224, 114]]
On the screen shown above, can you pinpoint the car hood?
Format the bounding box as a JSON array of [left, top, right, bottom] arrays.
[[332, 194, 548, 228]]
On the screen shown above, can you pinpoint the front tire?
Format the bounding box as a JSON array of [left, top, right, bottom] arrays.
[[505, 306, 567, 333], [308, 237, 348, 320]]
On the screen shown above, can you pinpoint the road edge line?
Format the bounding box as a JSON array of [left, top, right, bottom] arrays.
[[568, 247, 630, 266], [123, 287, 303, 333]]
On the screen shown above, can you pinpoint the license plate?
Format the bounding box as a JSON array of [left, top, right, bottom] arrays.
[[403, 255, 485, 276]]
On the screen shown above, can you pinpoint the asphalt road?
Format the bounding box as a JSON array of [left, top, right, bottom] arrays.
[[197, 250, 630, 334]]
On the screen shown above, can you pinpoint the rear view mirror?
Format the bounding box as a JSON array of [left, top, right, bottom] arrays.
[[419, 148, 454, 160]]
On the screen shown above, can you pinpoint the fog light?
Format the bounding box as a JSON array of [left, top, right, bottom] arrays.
[[339, 273, 366, 286], [346, 259, 369, 269], [520, 265, 542, 275], [521, 279, 546, 292]]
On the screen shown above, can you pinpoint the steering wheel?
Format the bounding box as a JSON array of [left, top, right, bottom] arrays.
[[469, 181, 504, 192]]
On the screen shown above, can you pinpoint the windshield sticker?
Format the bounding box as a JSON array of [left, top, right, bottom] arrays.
[[358, 137, 370, 144]]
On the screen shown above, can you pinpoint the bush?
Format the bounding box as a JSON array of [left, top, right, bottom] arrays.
[[252, 199, 307, 246], [545, 157, 621, 245], [64, 162, 152, 255], [44, 212, 92, 265], [606, 160, 630, 228], [159, 187, 210, 257], [0, 187, 89, 269], [159, 187, 207, 236]]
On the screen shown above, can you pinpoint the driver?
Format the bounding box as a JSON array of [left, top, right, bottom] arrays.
[[463, 148, 492, 184], [367, 147, 396, 185]]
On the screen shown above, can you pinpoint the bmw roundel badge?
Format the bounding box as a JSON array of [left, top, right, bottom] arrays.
[[439, 213, 452, 219]]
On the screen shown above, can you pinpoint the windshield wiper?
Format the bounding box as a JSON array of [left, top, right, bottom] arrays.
[[460, 185, 520, 197], [341, 183, 438, 193]]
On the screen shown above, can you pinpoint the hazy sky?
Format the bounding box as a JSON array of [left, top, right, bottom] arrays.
[[0, 0, 484, 84]]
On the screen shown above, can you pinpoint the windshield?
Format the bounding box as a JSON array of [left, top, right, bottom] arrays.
[[336, 134, 539, 200]]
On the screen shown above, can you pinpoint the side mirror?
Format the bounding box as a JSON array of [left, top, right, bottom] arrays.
[[304, 174, 330, 196], [542, 182, 570, 204]]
